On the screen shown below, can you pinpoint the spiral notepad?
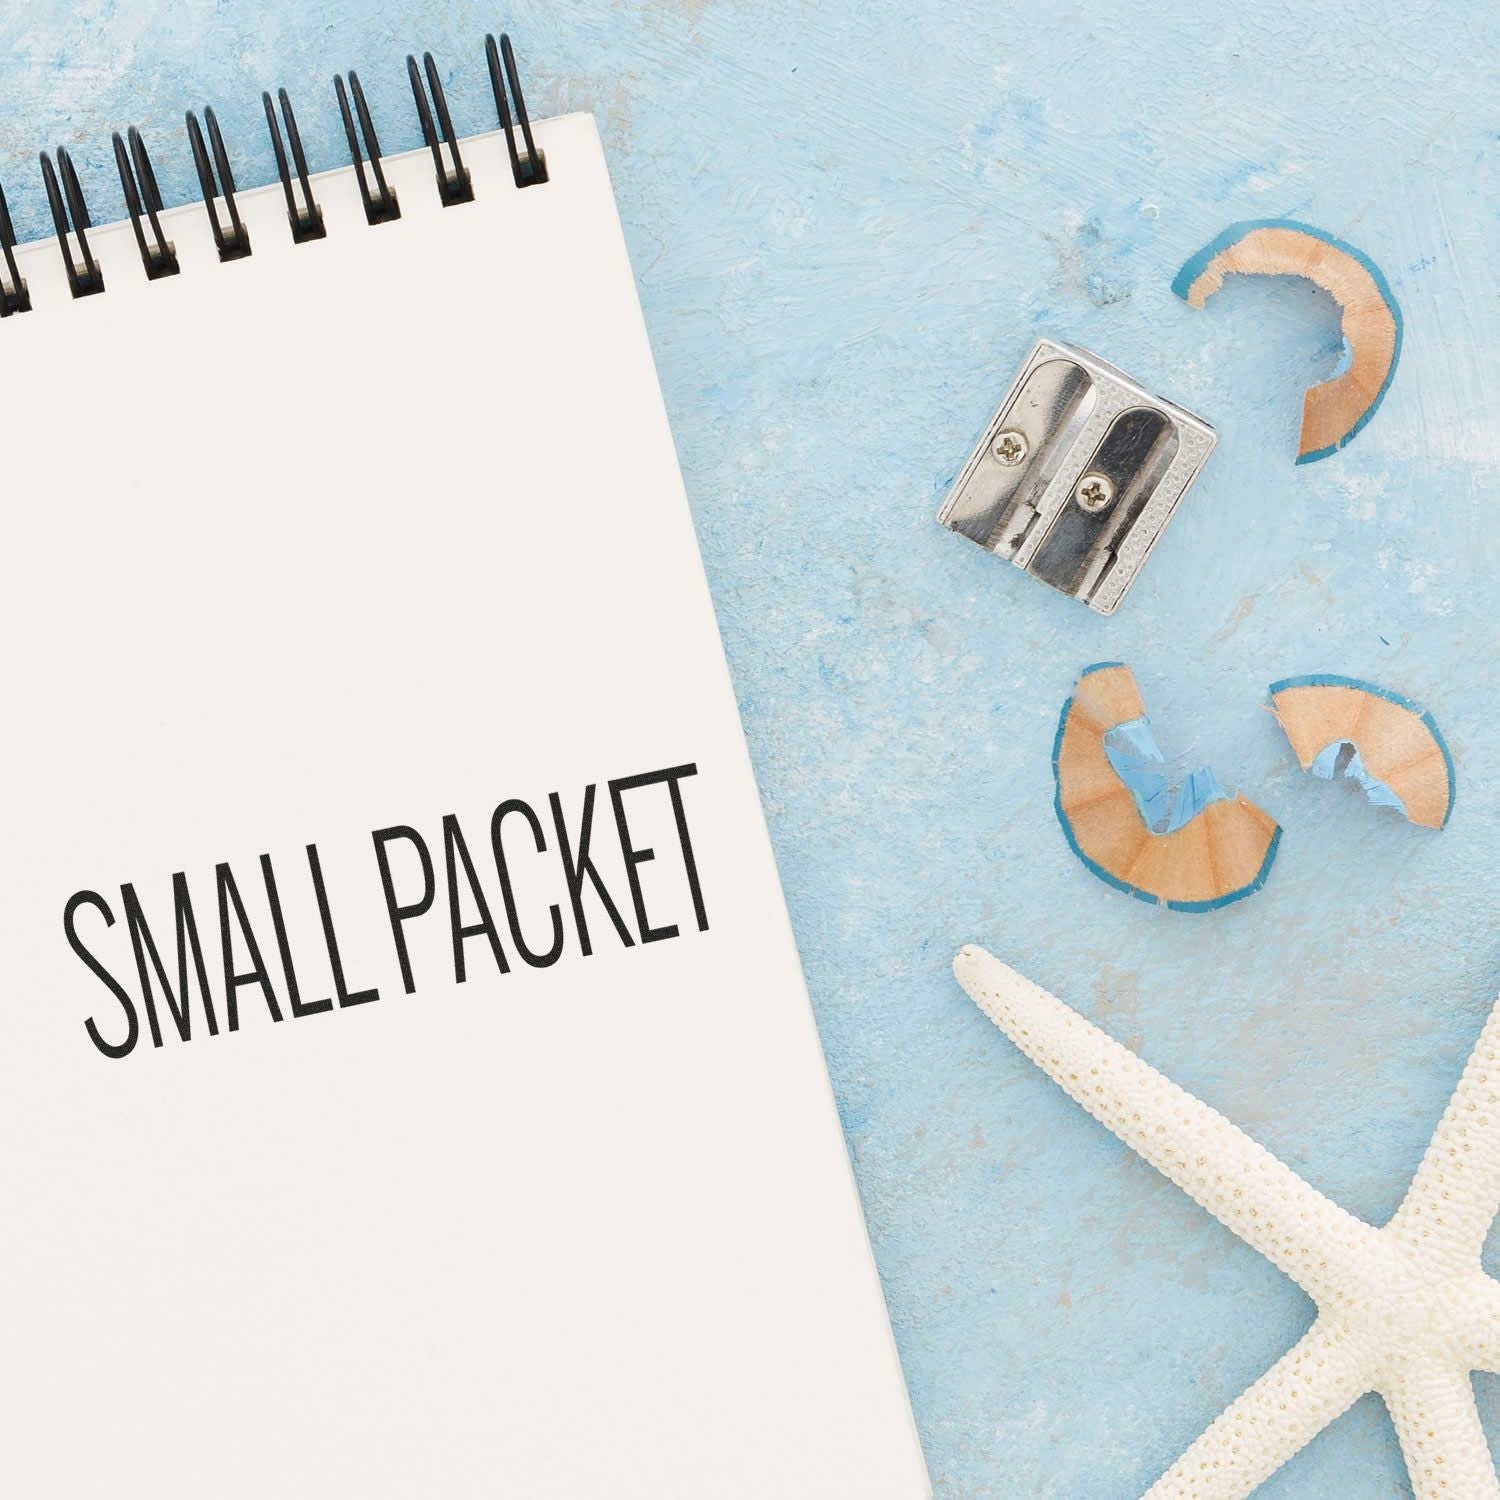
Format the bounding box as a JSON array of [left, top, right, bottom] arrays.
[[0, 35, 928, 1500]]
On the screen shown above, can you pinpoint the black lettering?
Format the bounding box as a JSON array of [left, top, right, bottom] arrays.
[[262, 853, 332, 1019], [121, 875, 219, 1047], [661, 764, 708, 933], [372, 826, 434, 996], [549, 784, 634, 957], [609, 767, 705, 944], [216, 863, 283, 1030], [490, 800, 565, 968], [65, 891, 139, 1060], [306, 843, 379, 1008], [442, 815, 509, 984]]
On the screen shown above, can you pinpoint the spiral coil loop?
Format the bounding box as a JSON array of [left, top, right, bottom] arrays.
[[264, 86, 326, 243], [8, 33, 546, 303], [409, 51, 473, 206], [486, 32, 548, 188], [186, 106, 252, 262], [335, 70, 401, 225], [114, 126, 181, 280], [40, 147, 105, 297], [0, 180, 31, 315]]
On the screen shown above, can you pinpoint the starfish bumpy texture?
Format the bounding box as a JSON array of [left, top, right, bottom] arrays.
[[954, 944, 1500, 1499]]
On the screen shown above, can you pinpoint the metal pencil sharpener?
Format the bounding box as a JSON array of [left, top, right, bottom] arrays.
[[937, 339, 1217, 614]]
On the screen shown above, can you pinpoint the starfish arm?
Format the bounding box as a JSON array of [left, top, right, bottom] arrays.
[[1141, 1317, 1370, 1500], [1383, 1359, 1500, 1500], [1389, 994, 1500, 1268], [1459, 1276, 1500, 1374], [953, 947, 1378, 1303]]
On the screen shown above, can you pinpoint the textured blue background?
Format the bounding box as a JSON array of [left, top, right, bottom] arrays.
[[5, 2, 1499, 1494]]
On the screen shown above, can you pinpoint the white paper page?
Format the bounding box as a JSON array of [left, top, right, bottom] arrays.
[[0, 114, 928, 1499]]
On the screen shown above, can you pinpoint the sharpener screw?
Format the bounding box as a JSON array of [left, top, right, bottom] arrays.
[[993, 430, 1028, 466], [1075, 473, 1115, 512]]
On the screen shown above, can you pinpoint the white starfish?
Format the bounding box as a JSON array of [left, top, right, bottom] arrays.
[[953, 944, 1500, 1499]]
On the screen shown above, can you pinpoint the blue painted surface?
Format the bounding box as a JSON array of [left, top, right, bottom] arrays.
[[4, 1, 1500, 1494]]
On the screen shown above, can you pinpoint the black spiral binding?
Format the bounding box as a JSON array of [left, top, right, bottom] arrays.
[[263, 87, 326, 243], [40, 147, 105, 297], [186, 106, 251, 261], [12, 33, 547, 305], [486, 33, 548, 188], [335, 71, 400, 224], [408, 52, 472, 206], [114, 127, 181, 279], [0, 180, 30, 314]]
